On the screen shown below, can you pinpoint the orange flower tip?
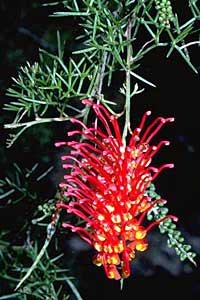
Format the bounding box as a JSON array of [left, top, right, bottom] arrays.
[[135, 128, 141, 133], [67, 132, 74, 136], [121, 269, 130, 279], [82, 99, 90, 105], [135, 242, 148, 252], [135, 229, 147, 239], [107, 254, 120, 265], [161, 118, 166, 123], [79, 199, 86, 204], [172, 216, 179, 222], [68, 226, 77, 232], [97, 214, 105, 221], [161, 199, 167, 204], [56, 203, 64, 208], [94, 242, 102, 252], [62, 223, 69, 228], [164, 141, 170, 146], [59, 183, 67, 189], [168, 117, 175, 122], [55, 142, 66, 147], [110, 115, 116, 120], [146, 110, 151, 116], [168, 163, 174, 168], [92, 254, 103, 266], [107, 266, 121, 280]]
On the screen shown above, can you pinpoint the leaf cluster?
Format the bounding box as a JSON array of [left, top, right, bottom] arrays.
[[0, 163, 82, 299], [4, 0, 200, 147], [0, 239, 73, 300], [146, 183, 197, 266], [50, 0, 200, 74]]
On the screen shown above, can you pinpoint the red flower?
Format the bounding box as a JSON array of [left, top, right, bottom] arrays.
[[54, 99, 178, 280]]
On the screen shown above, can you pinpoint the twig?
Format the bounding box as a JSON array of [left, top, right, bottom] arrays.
[[97, 51, 108, 98], [94, 50, 108, 129], [180, 40, 200, 50], [65, 278, 83, 300], [4, 116, 71, 129], [132, 38, 154, 60], [122, 16, 133, 145], [14, 223, 56, 291], [4, 113, 84, 148]]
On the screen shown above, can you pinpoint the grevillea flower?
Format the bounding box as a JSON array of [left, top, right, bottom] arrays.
[[54, 99, 178, 280]]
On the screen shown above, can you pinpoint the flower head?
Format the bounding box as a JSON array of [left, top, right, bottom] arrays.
[[55, 99, 177, 280]]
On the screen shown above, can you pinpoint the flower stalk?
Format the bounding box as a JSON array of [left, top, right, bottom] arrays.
[[122, 16, 133, 146]]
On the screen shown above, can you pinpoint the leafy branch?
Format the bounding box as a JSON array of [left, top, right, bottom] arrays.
[[0, 163, 54, 206], [4, 0, 200, 147], [146, 183, 197, 266], [0, 162, 82, 299], [0, 237, 82, 300]]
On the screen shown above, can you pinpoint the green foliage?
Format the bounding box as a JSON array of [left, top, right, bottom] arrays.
[[4, 31, 99, 147], [0, 163, 82, 299], [5, 50, 98, 114], [0, 163, 54, 206], [0, 243, 71, 300], [4, 0, 200, 148], [146, 183, 197, 266], [49, 0, 199, 72], [154, 0, 174, 28]]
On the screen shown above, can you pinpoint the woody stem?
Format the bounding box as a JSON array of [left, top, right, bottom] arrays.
[[122, 17, 133, 146]]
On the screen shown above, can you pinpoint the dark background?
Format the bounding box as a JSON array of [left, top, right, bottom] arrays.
[[0, 1, 200, 299]]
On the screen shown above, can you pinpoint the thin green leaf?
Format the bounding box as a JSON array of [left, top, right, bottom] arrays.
[[130, 70, 156, 87], [73, 46, 97, 54], [175, 45, 198, 74], [0, 293, 20, 300], [51, 12, 90, 17]]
